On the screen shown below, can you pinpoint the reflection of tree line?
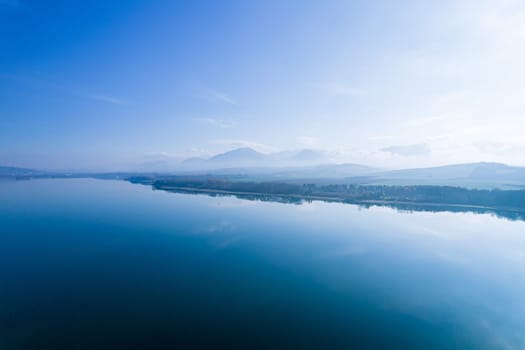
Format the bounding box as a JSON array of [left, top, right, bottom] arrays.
[[145, 178, 525, 222], [355, 202, 525, 222]]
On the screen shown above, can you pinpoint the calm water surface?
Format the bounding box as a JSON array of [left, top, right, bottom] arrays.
[[1, 179, 525, 349]]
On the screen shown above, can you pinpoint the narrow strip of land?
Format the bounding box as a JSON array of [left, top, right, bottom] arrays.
[[155, 184, 525, 214]]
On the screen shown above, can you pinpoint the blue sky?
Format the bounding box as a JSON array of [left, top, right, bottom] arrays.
[[2, 0, 525, 170]]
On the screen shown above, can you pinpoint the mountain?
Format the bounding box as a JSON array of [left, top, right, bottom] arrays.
[[177, 148, 266, 171], [178, 148, 335, 171], [356, 162, 525, 189], [380, 162, 525, 180], [468, 162, 525, 180], [172, 162, 379, 182], [208, 147, 265, 163], [3, 161, 524, 189]]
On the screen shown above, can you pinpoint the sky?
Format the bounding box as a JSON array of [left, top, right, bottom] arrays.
[[1, 0, 525, 170]]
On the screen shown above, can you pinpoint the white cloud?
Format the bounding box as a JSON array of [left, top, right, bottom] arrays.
[[381, 144, 431, 157], [194, 117, 236, 128], [322, 0, 525, 166], [196, 88, 237, 105], [209, 139, 275, 152]]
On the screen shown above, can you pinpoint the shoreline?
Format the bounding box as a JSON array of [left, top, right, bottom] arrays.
[[154, 185, 525, 214]]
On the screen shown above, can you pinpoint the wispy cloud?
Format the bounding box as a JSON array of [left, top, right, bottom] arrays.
[[195, 87, 237, 105], [194, 117, 236, 128], [210, 90, 236, 105], [0, 73, 128, 105], [209, 139, 275, 152], [381, 143, 430, 157], [89, 94, 127, 105]]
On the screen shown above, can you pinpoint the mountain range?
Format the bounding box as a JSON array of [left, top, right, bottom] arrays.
[[355, 162, 525, 189], [170, 149, 525, 188], [178, 147, 334, 170], [3, 150, 525, 189]]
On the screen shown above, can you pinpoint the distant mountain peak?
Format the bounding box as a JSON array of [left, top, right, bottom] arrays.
[[209, 147, 265, 162]]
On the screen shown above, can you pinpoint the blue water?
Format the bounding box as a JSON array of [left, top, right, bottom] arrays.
[[1, 179, 525, 349]]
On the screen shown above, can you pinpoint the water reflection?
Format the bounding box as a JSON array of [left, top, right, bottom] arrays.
[[2, 179, 525, 349], [156, 187, 525, 222]]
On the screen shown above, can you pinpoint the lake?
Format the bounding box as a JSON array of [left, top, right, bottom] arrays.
[[1, 179, 525, 349]]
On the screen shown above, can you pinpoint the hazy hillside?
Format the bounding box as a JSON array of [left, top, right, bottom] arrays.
[[177, 147, 336, 171], [208, 147, 265, 163], [185, 163, 378, 180], [353, 162, 525, 189], [3, 161, 524, 190]]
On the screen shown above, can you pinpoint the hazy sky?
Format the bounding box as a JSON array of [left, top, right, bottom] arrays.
[[2, 0, 525, 170]]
